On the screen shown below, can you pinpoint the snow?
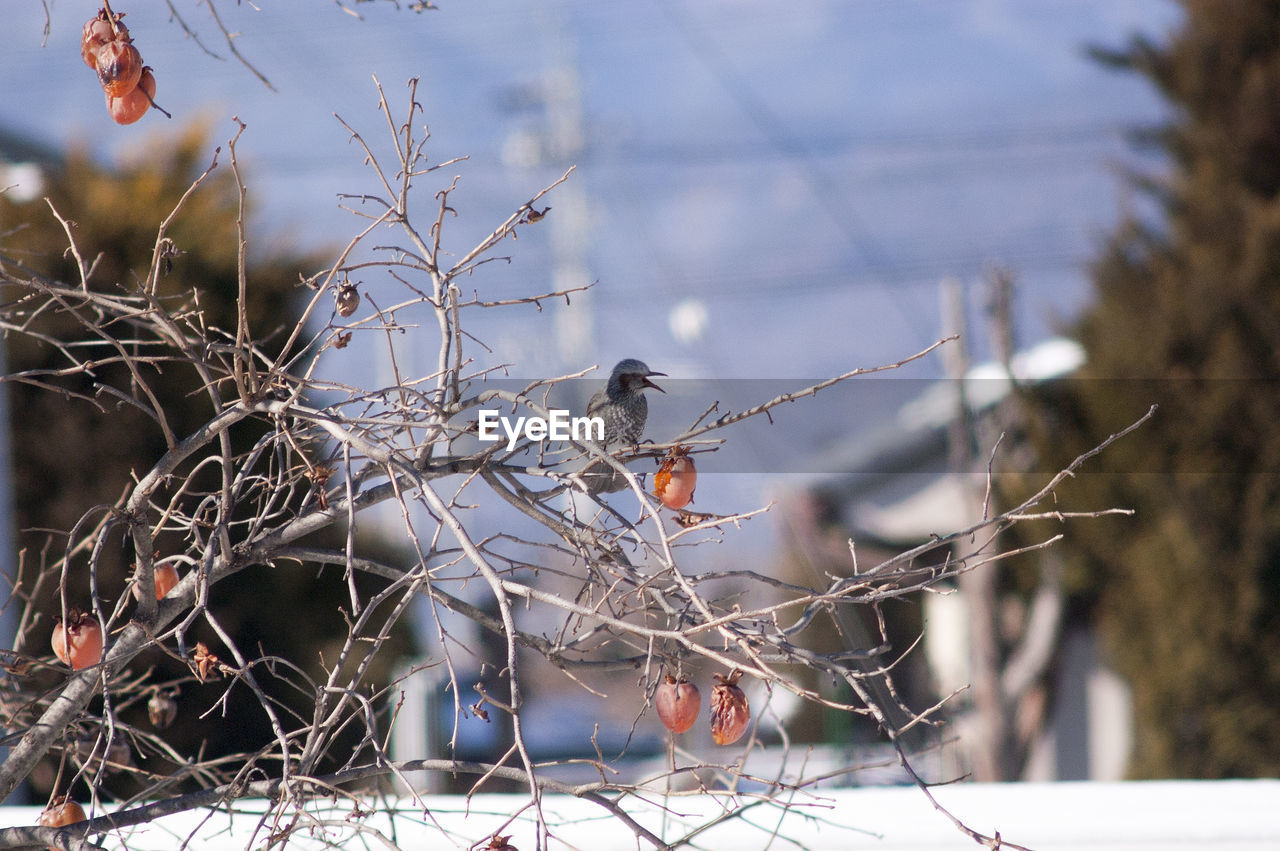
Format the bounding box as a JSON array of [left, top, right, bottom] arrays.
[[3, 781, 1276, 849]]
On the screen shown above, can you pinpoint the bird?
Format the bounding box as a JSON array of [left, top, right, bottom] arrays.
[[586, 358, 665, 447], [582, 359, 665, 493]]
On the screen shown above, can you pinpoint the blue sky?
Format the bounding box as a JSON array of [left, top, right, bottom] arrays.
[[0, 0, 1195, 769], [1, 0, 1187, 561], [3, 0, 1179, 385]]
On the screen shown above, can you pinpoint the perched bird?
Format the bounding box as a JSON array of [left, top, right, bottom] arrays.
[[586, 358, 665, 447], [583, 359, 665, 493]]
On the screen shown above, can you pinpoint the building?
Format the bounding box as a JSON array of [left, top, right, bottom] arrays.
[[781, 337, 1133, 781]]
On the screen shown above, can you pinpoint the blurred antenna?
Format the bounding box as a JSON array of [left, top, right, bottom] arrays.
[[500, 7, 594, 373]]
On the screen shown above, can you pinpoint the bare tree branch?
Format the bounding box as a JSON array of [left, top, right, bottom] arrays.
[[0, 78, 1147, 851]]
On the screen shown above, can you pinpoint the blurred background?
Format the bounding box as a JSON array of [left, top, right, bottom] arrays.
[[5, 0, 1279, 796], [1, 0, 1176, 378]]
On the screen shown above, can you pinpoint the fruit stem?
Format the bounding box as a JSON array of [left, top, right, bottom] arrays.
[[138, 70, 173, 120], [102, 0, 120, 36]]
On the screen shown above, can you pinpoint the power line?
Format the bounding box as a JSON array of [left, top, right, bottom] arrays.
[[654, 1, 956, 342]]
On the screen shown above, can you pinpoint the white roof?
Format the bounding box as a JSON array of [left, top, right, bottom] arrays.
[[898, 336, 1086, 431]]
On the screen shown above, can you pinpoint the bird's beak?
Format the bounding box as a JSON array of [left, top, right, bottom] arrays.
[[643, 372, 666, 393]]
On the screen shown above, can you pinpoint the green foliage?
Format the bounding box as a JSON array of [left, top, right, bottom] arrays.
[[2, 123, 299, 561], [1039, 0, 1280, 777], [0, 123, 412, 797]]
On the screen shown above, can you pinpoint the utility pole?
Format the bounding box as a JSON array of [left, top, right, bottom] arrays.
[[542, 65, 593, 371], [500, 11, 593, 375]]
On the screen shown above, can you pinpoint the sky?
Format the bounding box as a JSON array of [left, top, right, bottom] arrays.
[[1, 0, 1184, 565], [0, 0, 1190, 767], [3, 0, 1180, 385]]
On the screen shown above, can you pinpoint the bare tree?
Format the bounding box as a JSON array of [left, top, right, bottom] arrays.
[[941, 269, 1072, 783], [0, 78, 1148, 851]]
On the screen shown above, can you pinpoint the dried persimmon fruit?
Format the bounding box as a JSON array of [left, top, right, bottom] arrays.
[[51, 609, 103, 670], [710, 669, 751, 745], [654, 445, 696, 510], [96, 39, 143, 97], [106, 67, 155, 125], [655, 673, 701, 734]]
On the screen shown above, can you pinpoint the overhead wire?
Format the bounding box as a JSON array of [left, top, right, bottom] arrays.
[[655, 0, 941, 342]]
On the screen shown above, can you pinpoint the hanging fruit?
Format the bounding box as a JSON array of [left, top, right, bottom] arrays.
[[153, 561, 179, 598], [81, 12, 125, 69], [106, 68, 156, 125], [147, 691, 178, 729], [654, 673, 701, 734], [710, 669, 751, 745], [335, 283, 361, 317], [39, 795, 87, 830], [131, 559, 179, 601], [81, 5, 168, 124], [654, 445, 697, 510], [95, 39, 142, 97], [51, 609, 104, 671]]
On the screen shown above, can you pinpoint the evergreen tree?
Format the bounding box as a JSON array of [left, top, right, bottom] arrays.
[[1038, 0, 1280, 777], [0, 124, 411, 797]]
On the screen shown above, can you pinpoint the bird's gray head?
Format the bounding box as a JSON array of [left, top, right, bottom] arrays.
[[607, 359, 666, 398]]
